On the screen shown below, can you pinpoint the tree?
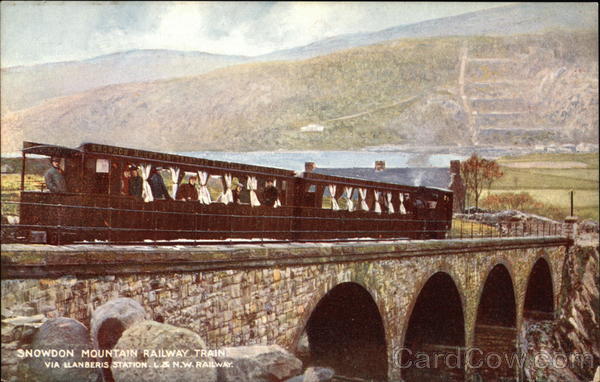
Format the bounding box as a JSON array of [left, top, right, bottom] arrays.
[[460, 153, 504, 210]]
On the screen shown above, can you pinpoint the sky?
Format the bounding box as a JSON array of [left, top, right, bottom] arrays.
[[0, 1, 512, 68]]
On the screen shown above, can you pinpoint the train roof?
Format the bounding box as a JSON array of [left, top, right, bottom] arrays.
[[299, 171, 451, 194], [22, 141, 451, 193], [313, 167, 452, 193], [23, 141, 296, 178]]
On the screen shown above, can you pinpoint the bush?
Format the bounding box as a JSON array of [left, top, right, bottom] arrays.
[[481, 192, 565, 220]]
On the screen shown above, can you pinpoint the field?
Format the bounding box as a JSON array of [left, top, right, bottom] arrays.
[[1, 173, 44, 216], [482, 152, 599, 221]]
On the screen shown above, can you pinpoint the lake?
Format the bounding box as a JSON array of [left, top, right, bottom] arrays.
[[177, 151, 468, 171]]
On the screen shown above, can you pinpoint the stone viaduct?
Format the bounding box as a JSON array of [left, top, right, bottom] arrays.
[[1, 234, 572, 381]]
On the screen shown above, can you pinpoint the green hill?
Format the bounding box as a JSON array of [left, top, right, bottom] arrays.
[[2, 32, 597, 153]]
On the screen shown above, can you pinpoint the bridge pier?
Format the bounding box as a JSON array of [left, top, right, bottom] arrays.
[[1, 237, 568, 381]]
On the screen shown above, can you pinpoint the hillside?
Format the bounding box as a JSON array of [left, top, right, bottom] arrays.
[[1, 50, 249, 111], [260, 3, 598, 60], [1, 32, 597, 153]]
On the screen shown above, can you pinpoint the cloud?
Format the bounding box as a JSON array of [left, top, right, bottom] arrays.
[[1, 2, 512, 67]]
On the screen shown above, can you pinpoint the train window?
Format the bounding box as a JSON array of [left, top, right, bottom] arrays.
[[350, 189, 360, 211], [230, 176, 249, 204], [357, 188, 369, 211], [322, 186, 333, 209], [96, 159, 110, 173], [398, 192, 409, 214], [278, 180, 287, 206], [428, 193, 438, 209], [208, 175, 225, 201], [303, 183, 318, 207], [85, 158, 109, 194]]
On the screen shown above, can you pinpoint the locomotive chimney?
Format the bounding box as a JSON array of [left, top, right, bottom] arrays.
[[374, 160, 386, 172], [305, 162, 317, 173]]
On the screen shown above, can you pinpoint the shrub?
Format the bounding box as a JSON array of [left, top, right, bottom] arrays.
[[481, 192, 565, 220]]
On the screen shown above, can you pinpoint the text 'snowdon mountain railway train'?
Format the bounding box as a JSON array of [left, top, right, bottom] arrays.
[[15, 141, 453, 244]]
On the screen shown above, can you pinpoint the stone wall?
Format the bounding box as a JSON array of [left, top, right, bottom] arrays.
[[1, 238, 568, 380]]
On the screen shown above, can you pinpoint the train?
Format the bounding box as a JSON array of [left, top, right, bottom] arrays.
[[11, 141, 453, 244]]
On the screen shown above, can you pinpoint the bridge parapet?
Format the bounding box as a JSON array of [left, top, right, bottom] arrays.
[[2, 237, 569, 278]]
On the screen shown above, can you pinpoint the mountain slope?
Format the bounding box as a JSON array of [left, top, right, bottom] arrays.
[[1, 50, 249, 111], [1, 32, 597, 153], [260, 3, 598, 61]]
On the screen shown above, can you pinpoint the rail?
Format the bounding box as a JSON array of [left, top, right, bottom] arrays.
[[1, 198, 564, 245]]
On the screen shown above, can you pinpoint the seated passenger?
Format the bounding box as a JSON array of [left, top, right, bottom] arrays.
[[148, 167, 171, 200], [44, 157, 67, 193], [232, 183, 244, 204], [128, 166, 143, 198], [261, 180, 279, 207], [176, 176, 199, 201], [121, 167, 131, 195]]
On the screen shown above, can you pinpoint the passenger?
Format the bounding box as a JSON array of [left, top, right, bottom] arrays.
[[147, 167, 171, 200], [128, 166, 143, 198], [403, 194, 414, 214], [44, 157, 67, 193], [175, 176, 199, 201], [232, 183, 244, 204], [261, 179, 279, 207], [120, 166, 131, 195]]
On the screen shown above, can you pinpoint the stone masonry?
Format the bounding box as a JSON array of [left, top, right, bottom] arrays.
[[2, 237, 569, 380]]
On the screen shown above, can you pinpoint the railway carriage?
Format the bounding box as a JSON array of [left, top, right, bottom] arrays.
[[14, 141, 452, 244]]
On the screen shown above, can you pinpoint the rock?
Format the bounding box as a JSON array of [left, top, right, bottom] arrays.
[[16, 317, 102, 382], [295, 331, 310, 359], [111, 320, 217, 382], [2, 314, 46, 328], [520, 244, 600, 382], [580, 219, 599, 233], [1, 313, 46, 382], [554, 245, 600, 380], [593, 366, 600, 382], [285, 367, 335, 382], [90, 297, 146, 349], [217, 344, 302, 382]]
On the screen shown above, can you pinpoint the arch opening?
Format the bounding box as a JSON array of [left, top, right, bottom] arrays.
[[305, 282, 388, 381], [97, 318, 125, 382], [524, 258, 554, 320], [402, 272, 465, 382], [473, 264, 517, 381]]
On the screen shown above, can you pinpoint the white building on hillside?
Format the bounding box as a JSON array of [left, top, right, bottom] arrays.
[[300, 123, 325, 132]]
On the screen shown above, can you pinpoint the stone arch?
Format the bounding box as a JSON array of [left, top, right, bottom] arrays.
[[400, 263, 467, 350], [300, 281, 388, 380], [523, 256, 555, 320], [400, 271, 466, 382], [472, 263, 518, 381]]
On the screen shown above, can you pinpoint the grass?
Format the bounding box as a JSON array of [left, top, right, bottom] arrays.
[[1, 174, 44, 216], [497, 152, 599, 167], [482, 152, 599, 221], [492, 168, 598, 190], [450, 218, 501, 238]]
